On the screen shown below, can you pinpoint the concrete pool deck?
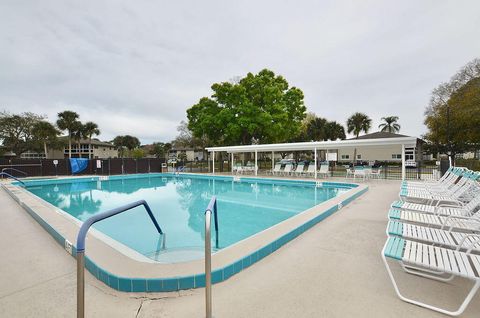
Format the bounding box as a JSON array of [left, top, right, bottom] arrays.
[[1, 178, 479, 317]]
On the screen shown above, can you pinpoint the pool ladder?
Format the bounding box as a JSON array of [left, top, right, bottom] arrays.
[[204, 196, 219, 318], [75, 200, 163, 318], [75, 197, 218, 318], [0, 171, 26, 186]]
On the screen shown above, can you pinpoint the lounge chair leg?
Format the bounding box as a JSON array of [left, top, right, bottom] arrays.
[[400, 262, 455, 282], [382, 241, 480, 316]]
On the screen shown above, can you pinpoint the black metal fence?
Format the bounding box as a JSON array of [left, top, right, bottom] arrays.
[[0, 158, 441, 181], [0, 158, 166, 177]]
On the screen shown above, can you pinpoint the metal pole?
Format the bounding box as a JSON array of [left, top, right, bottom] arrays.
[[77, 252, 85, 318], [271, 151, 274, 173], [314, 148, 317, 179], [255, 150, 258, 176], [401, 144, 406, 180], [231, 152, 233, 174], [205, 210, 212, 318], [212, 151, 215, 175]]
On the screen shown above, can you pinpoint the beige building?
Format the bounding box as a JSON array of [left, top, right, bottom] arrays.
[[168, 148, 205, 161], [48, 138, 118, 159], [335, 132, 422, 163]]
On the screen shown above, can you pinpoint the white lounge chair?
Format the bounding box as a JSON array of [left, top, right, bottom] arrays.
[[303, 164, 316, 177], [391, 195, 480, 217], [271, 163, 282, 175], [382, 236, 480, 316], [292, 163, 305, 177], [318, 164, 329, 178], [282, 163, 293, 176]]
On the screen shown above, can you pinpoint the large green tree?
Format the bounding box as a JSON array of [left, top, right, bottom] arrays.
[[378, 116, 400, 133], [83, 122, 100, 159], [424, 59, 480, 164], [56, 111, 80, 158], [187, 69, 306, 145], [112, 135, 141, 157], [0, 111, 44, 156], [31, 121, 60, 159]]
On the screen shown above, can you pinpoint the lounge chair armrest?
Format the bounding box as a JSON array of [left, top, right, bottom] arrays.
[[441, 215, 480, 231], [456, 234, 480, 254]]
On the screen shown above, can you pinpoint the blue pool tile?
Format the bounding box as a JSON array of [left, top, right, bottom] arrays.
[[258, 245, 272, 260], [132, 278, 147, 292], [223, 263, 235, 280], [162, 278, 178, 291], [250, 251, 259, 264], [233, 259, 243, 274], [85, 257, 96, 274], [118, 278, 132, 292], [194, 274, 206, 288], [98, 268, 109, 286], [147, 279, 162, 292], [108, 274, 119, 290], [179, 276, 195, 290], [212, 269, 223, 284], [242, 255, 252, 269]]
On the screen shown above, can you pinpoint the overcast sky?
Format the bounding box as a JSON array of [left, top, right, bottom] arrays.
[[1, 1, 479, 144]]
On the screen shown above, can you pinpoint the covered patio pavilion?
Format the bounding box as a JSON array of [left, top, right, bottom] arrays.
[[206, 136, 418, 180]]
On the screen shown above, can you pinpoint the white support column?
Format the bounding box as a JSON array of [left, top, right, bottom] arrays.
[[231, 152, 234, 174], [212, 151, 215, 175], [314, 148, 317, 179], [401, 144, 406, 180], [271, 151, 274, 174], [255, 150, 258, 176]]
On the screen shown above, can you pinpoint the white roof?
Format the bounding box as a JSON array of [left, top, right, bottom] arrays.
[[206, 137, 418, 153]]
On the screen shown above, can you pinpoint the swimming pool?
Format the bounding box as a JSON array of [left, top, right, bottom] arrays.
[[23, 174, 351, 262], [4, 173, 367, 292]]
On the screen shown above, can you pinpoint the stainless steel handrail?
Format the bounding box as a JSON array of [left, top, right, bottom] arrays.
[[204, 196, 218, 318], [76, 200, 163, 318], [0, 172, 26, 186]]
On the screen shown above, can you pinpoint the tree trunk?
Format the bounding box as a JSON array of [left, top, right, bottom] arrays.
[[43, 141, 48, 159]]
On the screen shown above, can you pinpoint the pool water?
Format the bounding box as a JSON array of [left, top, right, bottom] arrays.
[[25, 175, 350, 262]]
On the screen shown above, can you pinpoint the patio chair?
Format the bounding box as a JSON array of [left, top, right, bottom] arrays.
[[399, 172, 479, 206], [303, 164, 316, 177], [271, 163, 282, 175], [292, 162, 305, 177], [388, 208, 480, 233], [400, 168, 468, 196], [282, 163, 293, 176], [318, 164, 329, 178], [345, 167, 354, 179], [387, 220, 480, 253], [391, 195, 480, 217], [370, 167, 382, 179], [382, 236, 480, 316], [402, 167, 461, 188]]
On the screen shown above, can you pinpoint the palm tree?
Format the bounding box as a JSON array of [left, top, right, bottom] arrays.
[[378, 116, 401, 133], [346, 112, 372, 138], [325, 121, 346, 141], [83, 122, 100, 159], [32, 121, 60, 159], [71, 122, 85, 158], [306, 117, 328, 141], [346, 112, 372, 165], [56, 111, 80, 158]]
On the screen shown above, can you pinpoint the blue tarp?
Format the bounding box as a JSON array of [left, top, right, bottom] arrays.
[[70, 158, 89, 174]]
